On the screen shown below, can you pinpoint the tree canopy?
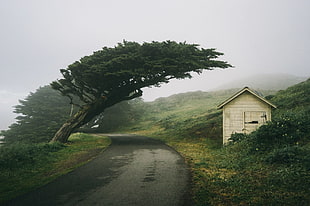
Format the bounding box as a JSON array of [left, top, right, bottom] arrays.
[[52, 41, 231, 106], [51, 40, 232, 142]]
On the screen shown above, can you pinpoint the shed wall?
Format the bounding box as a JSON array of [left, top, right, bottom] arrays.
[[222, 92, 272, 144]]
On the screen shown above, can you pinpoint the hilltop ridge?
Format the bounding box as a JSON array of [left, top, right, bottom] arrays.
[[214, 73, 307, 91]]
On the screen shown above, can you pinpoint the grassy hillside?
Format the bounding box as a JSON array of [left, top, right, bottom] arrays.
[[269, 78, 310, 110], [120, 88, 277, 142], [119, 79, 310, 205]]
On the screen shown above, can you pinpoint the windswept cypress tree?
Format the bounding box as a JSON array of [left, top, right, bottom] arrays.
[[51, 41, 232, 142]]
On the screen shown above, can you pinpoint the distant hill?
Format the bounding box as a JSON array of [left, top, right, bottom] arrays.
[[214, 73, 307, 91]]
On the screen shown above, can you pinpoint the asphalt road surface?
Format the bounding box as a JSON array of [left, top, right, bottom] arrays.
[[4, 134, 192, 206]]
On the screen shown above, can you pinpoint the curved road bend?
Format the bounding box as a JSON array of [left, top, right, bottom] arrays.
[[4, 134, 192, 206]]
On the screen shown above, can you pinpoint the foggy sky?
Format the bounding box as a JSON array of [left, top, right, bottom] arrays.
[[1, 0, 310, 130]]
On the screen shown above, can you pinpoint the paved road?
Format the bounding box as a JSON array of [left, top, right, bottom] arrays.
[[5, 134, 192, 206]]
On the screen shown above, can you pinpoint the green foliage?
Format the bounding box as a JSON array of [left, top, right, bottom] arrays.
[[0, 134, 110, 203], [229, 132, 247, 143], [1, 86, 76, 143], [254, 111, 309, 150], [52, 41, 232, 106], [229, 109, 310, 153], [228, 78, 310, 153], [265, 146, 310, 166], [0, 142, 65, 169]]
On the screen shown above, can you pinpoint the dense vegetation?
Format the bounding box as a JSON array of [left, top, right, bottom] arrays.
[[1, 76, 309, 205], [0, 86, 142, 143], [1, 86, 75, 143]]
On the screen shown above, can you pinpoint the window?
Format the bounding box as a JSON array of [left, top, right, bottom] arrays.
[[244, 111, 266, 125]]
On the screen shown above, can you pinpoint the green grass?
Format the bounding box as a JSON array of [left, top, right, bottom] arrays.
[[0, 133, 111, 203], [129, 127, 310, 205], [120, 80, 310, 205]]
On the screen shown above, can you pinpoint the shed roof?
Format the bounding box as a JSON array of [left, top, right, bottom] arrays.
[[217, 87, 277, 109]]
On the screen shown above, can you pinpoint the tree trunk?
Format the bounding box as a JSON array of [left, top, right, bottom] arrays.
[[50, 100, 105, 143], [50, 90, 142, 143], [50, 108, 89, 143]]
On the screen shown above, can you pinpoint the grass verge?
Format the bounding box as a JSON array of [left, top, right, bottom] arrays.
[[0, 133, 111, 203], [130, 129, 310, 205]]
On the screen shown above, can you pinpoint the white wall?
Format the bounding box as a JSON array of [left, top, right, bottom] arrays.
[[222, 91, 272, 144]]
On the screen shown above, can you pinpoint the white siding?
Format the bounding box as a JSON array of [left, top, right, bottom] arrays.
[[222, 91, 272, 144]]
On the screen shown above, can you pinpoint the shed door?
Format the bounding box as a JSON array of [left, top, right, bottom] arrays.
[[244, 111, 267, 133]]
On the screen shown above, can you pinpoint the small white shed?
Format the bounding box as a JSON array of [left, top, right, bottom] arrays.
[[218, 87, 276, 144]]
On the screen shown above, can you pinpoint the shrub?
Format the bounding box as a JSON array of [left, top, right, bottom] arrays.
[[247, 111, 310, 152], [265, 146, 302, 164], [0, 143, 65, 169], [229, 133, 247, 143], [265, 145, 310, 167]]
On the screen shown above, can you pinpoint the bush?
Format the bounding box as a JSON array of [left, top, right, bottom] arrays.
[[0, 143, 65, 169], [265, 145, 310, 167], [229, 133, 247, 143], [246, 111, 310, 152], [265, 146, 302, 164]]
